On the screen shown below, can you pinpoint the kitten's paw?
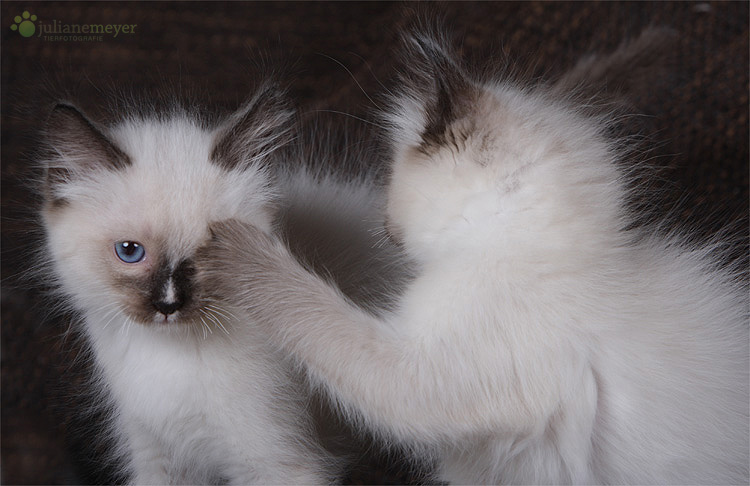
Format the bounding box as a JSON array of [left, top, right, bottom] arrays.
[[194, 220, 310, 322], [194, 219, 279, 294], [207, 219, 268, 255]]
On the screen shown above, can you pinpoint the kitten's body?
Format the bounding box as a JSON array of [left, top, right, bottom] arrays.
[[40, 88, 401, 483], [85, 302, 319, 484], [201, 32, 749, 484]]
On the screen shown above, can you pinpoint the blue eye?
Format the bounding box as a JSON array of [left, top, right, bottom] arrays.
[[115, 241, 145, 263]]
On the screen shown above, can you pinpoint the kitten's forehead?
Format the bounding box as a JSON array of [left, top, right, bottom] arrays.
[[50, 115, 274, 253], [111, 117, 214, 172], [87, 119, 248, 237]]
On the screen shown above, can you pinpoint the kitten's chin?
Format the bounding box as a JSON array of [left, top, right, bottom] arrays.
[[126, 307, 231, 337], [130, 314, 203, 337], [122, 308, 190, 328], [153, 312, 181, 325], [129, 312, 187, 329]]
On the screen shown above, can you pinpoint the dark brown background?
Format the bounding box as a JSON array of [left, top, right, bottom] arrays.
[[2, 2, 748, 484]]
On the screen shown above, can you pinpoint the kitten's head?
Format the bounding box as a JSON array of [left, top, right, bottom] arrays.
[[41, 83, 292, 331], [382, 30, 635, 263]]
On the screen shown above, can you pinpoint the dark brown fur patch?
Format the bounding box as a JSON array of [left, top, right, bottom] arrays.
[[210, 82, 294, 170], [46, 104, 131, 175], [112, 271, 155, 324], [149, 258, 195, 315], [112, 254, 202, 326], [400, 32, 480, 155]]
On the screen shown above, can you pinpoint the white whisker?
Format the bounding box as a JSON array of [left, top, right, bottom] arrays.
[[201, 307, 230, 336], [199, 315, 211, 339], [101, 307, 123, 330], [205, 304, 235, 322]]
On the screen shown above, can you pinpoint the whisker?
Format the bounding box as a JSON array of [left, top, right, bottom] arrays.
[[210, 315, 230, 336], [205, 304, 236, 323], [201, 308, 230, 336], [101, 307, 123, 330], [316, 52, 382, 110], [311, 110, 388, 130], [205, 306, 232, 322], [346, 51, 396, 98], [121, 316, 133, 337], [93, 301, 121, 313], [199, 315, 211, 339], [374, 233, 392, 249]]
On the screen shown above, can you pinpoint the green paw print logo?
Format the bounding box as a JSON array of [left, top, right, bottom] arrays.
[[10, 11, 37, 37]]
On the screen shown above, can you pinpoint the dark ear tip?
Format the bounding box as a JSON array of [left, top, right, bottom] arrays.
[[243, 80, 295, 121], [50, 102, 83, 117], [404, 30, 439, 55], [210, 81, 296, 170], [409, 29, 439, 48], [256, 78, 291, 101], [53, 102, 77, 111], [45, 101, 131, 171], [401, 13, 452, 52], [399, 24, 464, 80], [47, 102, 85, 127]]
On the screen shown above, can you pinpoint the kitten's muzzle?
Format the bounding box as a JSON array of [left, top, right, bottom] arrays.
[[150, 259, 195, 318], [153, 299, 182, 316]]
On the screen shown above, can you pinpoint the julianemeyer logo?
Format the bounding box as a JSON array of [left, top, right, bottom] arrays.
[[9, 10, 137, 41], [10, 10, 36, 37]]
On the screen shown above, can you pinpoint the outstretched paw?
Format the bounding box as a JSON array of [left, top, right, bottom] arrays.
[[194, 219, 279, 294], [207, 219, 271, 257], [193, 219, 311, 324]]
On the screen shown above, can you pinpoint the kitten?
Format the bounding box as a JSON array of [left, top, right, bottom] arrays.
[[197, 30, 750, 484], [39, 83, 358, 484]]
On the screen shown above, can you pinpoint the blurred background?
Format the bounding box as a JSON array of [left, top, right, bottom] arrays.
[[2, 2, 747, 484]]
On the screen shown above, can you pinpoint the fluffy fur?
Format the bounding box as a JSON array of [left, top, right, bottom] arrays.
[[38, 83, 400, 484], [198, 30, 749, 484]]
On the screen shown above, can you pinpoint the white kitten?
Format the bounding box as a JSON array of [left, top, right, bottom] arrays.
[[39, 84, 346, 484], [199, 31, 749, 484]]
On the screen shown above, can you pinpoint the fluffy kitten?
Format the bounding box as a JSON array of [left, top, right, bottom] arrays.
[[40, 83, 359, 484], [197, 31, 750, 484]]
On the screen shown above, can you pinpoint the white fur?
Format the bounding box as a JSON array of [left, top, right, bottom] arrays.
[[42, 110, 338, 484], [213, 37, 750, 484]]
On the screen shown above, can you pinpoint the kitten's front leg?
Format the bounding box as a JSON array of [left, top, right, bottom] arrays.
[[196, 220, 373, 349], [195, 221, 426, 440], [124, 422, 170, 485], [196, 221, 529, 444]]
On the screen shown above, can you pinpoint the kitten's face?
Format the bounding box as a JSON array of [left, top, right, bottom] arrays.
[[42, 88, 291, 330]]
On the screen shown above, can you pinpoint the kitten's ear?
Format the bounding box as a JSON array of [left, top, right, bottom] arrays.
[[210, 81, 295, 170], [45, 103, 131, 184], [388, 27, 480, 153]]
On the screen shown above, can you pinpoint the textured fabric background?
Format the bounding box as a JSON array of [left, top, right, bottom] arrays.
[[2, 2, 747, 484]]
